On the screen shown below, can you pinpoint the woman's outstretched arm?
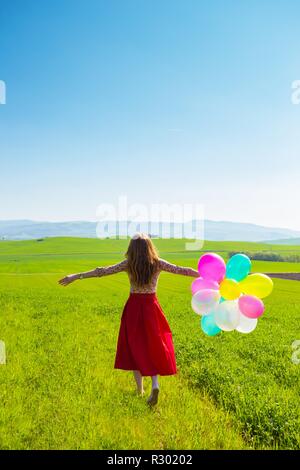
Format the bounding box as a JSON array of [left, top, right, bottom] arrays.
[[58, 260, 127, 286], [159, 259, 199, 277]]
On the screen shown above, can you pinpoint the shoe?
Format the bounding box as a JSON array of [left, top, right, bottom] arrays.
[[147, 388, 159, 406]]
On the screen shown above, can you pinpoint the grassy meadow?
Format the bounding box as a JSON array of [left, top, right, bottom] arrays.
[[0, 237, 299, 449]]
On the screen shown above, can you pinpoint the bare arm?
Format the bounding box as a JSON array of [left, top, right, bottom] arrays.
[[58, 260, 128, 286], [159, 259, 199, 277]]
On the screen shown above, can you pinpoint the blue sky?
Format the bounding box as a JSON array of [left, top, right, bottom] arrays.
[[0, 0, 300, 229]]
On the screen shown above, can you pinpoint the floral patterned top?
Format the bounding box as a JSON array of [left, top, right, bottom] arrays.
[[95, 258, 199, 293]]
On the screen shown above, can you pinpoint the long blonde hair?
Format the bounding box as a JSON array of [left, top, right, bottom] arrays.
[[126, 233, 159, 286]]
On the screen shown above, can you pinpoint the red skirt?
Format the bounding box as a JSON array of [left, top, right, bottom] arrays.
[[114, 293, 177, 376]]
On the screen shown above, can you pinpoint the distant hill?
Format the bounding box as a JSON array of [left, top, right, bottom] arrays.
[[1, 219, 300, 242], [203, 220, 300, 242], [0, 220, 96, 240], [265, 238, 300, 245]]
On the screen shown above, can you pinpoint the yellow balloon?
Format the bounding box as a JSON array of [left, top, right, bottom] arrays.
[[220, 278, 241, 300], [239, 273, 273, 299]]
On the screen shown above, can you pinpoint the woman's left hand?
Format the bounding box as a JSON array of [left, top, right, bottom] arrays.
[[58, 274, 78, 286]]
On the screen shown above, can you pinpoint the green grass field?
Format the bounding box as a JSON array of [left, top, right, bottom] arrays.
[[0, 238, 299, 449]]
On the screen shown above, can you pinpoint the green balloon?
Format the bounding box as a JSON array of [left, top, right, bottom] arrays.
[[201, 315, 221, 336], [226, 254, 251, 282]]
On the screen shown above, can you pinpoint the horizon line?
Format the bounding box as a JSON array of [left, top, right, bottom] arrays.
[[0, 218, 300, 233]]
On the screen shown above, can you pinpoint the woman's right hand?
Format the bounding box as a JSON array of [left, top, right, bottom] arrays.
[[58, 274, 78, 287]]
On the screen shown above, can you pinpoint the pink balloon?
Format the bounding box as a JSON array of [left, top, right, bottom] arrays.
[[238, 295, 265, 319], [198, 253, 226, 283], [191, 277, 219, 295]]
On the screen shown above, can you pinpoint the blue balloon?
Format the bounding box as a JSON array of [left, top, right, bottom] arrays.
[[226, 254, 251, 282], [201, 315, 221, 336]]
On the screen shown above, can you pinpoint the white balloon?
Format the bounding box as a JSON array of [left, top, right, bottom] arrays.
[[214, 300, 240, 331], [191, 289, 221, 316], [236, 312, 258, 334]]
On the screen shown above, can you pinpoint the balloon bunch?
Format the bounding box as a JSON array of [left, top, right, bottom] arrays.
[[191, 253, 273, 336]]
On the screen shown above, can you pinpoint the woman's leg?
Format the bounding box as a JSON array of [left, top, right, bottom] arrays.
[[133, 370, 144, 394], [147, 375, 160, 405], [151, 375, 159, 390]]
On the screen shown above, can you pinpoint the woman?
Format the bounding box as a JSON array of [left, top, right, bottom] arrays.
[[59, 233, 198, 406]]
